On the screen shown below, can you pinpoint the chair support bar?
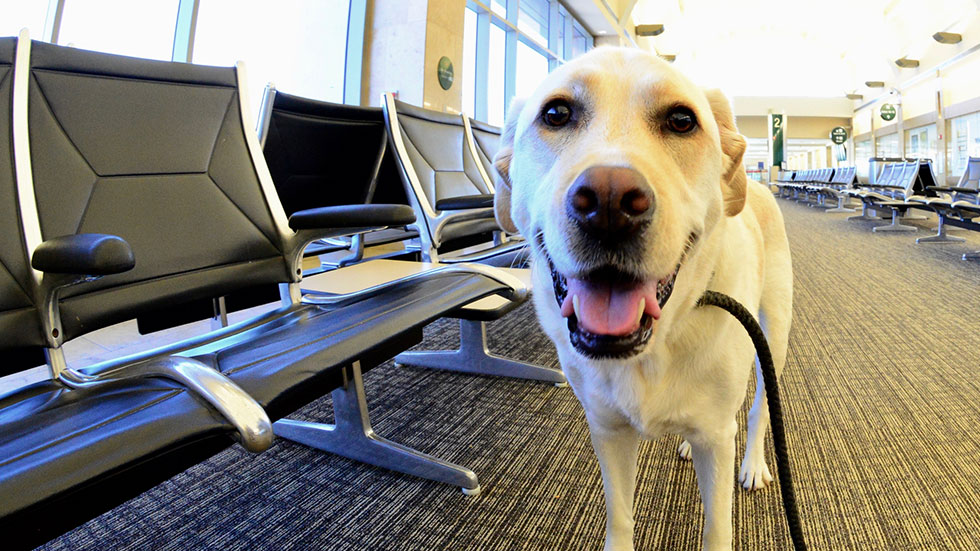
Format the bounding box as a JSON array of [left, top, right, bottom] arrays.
[[395, 319, 566, 385], [59, 356, 274, 453], [274, 362, 482, 494]]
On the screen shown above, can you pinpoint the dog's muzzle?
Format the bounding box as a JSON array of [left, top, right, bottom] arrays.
[[543, 233, 697, 359]]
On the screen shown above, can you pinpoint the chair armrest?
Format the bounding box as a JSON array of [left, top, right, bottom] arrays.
[[31, 234, 135, 276], [927, 186, 957, 193], [954, 187, 979, 195], [288, 204, 415, 231], [435, 194, 495, 211]]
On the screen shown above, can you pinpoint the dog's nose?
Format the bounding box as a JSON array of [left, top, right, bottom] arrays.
[[566, 166, 654, 242]]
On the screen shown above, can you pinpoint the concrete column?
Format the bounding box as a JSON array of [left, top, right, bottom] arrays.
[[361, 0, 464, 113]]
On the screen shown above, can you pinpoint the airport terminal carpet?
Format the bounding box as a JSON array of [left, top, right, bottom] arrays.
[[40, 195, 980, 551]]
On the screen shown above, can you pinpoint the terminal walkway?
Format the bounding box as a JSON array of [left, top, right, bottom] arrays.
[[39, 197, 980, 551]]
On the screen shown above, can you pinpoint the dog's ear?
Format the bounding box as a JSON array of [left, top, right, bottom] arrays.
[[704, 89, 748, 217], [492, 98, 525, 234]]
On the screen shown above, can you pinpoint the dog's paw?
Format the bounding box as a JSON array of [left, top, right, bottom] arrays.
[[677, 440, 693, 461], [738, 454, 773, 491]]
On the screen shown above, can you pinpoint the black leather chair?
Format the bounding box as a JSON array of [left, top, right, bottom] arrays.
[[257, 85, 419, 270], [909, 157, 980, 249], [467, 117, 502, 187], [256, 89, 561, 387], [0, 36, 528, 549], [382, 93, 526, 266]]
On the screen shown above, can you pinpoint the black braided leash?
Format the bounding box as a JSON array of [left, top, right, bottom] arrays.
[[697, 290, 807, 551]]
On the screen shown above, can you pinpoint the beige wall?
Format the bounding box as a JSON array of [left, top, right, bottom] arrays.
[[360, 0, 463, 112], [422, 0, 464, 113], [735, 115, 850, 140], [784, 116, 851, 139], [361, 0, 426, 107], [734, 116, 767, 138]]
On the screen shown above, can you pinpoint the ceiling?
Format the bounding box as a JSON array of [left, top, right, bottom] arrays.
[[569, 0, 980, 100]]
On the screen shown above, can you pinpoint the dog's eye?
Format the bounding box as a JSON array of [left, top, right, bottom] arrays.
[[542, 100, 573, 127], [666, 107, 697, 134]]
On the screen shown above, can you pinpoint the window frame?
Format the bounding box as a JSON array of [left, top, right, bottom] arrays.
[[466, 0, 594, 124]]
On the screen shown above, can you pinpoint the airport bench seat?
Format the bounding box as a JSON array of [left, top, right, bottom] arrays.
[[382, 93, 527, 266], [0, 268, 514, 549], [258, 87, 420, 269], [0, 35, 530, 549]]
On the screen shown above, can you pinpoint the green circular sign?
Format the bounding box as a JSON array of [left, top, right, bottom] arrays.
[[880, 103, 897, 121], [437, 56, 454, 91], [830, 126, 848, 145]]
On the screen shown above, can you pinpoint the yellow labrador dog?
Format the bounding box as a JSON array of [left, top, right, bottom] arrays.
[[492, 47, 792, 551]]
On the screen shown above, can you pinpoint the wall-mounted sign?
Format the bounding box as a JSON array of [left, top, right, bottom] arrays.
[[770, 113, 785, 167], [437, 56, 454, 90], [879, 103, 897, 121], [830, 126, 848, 145]]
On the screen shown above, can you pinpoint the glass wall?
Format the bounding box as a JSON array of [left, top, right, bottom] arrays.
[[875, 133, 900, 159], [947, 112, 980, 179], [57, 0, 180, 61], [488, 23, 507, 125], [515, 40, 549, 101], [464, 0, 594, 125], [904, 124, 937, 163], [9, 0, 364, 116], [193, 0, 350, 115], [0, 0, 51, 39], [855, 138, 873, 180], [462, 7, 478, 117]]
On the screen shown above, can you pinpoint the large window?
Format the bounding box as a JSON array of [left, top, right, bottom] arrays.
[[947, 112, 980, 180], [0, 0, 50, 39], [515, 40, 549, 102], [462, 7, 478, 117], [57, 0, 180, 61], [855, 138, 873, 180], [488, 22, 507, 125], [904, 124, 937, 163], [875, 133, 900, 159], [193, 0, 350, 116], [464, 0, 594, 125], [11, 0, 364, 117]]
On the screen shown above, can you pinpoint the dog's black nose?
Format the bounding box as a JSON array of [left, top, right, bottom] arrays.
[[566, 166, 654, 242]]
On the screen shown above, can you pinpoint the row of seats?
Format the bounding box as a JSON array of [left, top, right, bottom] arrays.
[[0, 33, 550, 549], [773, 158, 980, 260], [907, 157, 980, 257], [258, 84, 520, 273]]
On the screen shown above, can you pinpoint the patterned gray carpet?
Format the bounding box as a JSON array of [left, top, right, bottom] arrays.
[[39, 196, 980, 550]]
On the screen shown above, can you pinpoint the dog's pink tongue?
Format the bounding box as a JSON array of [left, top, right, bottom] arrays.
[[559, 278, 662, 336]]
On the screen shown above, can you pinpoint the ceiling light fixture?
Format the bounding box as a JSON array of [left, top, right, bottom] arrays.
[[660, 54, 676, 62], [933, 32, 962, 44], [635, 24, 665, 36], [865, 81, 885, 88], [895, 57, 920, 69], [846, 93, 863, 100]]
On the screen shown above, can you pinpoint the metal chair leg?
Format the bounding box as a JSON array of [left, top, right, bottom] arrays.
[[872, 210, 917, 232], [963, 251, 980, 261], [916, 216, 965, 244], [825, 195, 855, 213], [847, 203, 878, 221], [274, 362, 482, 495], [395, 319, 566, 385]]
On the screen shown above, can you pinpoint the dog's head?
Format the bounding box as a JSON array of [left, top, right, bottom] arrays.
[[493, 47, 747, 360]]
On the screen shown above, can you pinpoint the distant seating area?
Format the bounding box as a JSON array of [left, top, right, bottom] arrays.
[[773, 158, 980, 261], [908, 157, 980, 259]]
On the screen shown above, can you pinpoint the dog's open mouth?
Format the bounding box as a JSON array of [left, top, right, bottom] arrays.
[[543, 233, 697, 359]]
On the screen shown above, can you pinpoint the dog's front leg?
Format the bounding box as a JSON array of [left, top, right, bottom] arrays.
[[689, 423, 737, 551], [587, 417, 640, 551]]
